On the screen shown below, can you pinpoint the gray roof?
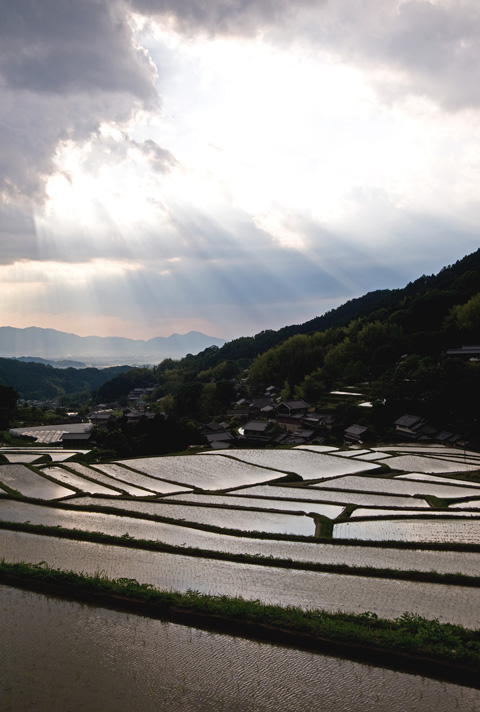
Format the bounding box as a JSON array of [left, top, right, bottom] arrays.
[[394, 414, 424, 428], [205, 431, 233, 442], [244, 420, 270, 433], [345, 424, 368, 436], [279, 400, 310, 410]]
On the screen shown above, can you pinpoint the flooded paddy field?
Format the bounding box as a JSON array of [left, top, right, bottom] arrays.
[[2, 585, 479, 712], [232, 484, 430, 507], [162, 492, 345, 518], [395, 473, 480, 487], [118, 454, 284, 490], [0, 465, 74, 499], [349, 508, 480, 519], [5, 499, 480, 573], [354, 451, 392, 460], [94, 463, 191, 494], [41, 466, 120, 495], [61, 463, 150, 496], [293, 445, 339, 452], [329, 449, 372, 458], [65, 497, 316, 536], [311, 475, 480, 498], [1, 531, 480, 626], [378, 455, 480, 474], [206, 448, 380, 479], [334, 519, 480, 545], [451, 500, 480, 509], [377, 446, 480, 457], [3, 453, 43, 464]]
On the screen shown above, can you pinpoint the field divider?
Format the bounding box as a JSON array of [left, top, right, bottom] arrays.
[[1, 560, 480, 688], [2, 519, 480, 586]]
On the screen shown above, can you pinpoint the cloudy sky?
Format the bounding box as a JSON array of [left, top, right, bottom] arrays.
[[1, 0, 479, 340]]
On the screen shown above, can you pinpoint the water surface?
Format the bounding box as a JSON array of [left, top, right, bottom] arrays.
[[2, 585, 479, 712], [2, 530, 480, 626]]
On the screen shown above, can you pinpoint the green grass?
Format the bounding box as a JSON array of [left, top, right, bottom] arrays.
[[1, 559, 480, 683], [1, 518, 480, 587]]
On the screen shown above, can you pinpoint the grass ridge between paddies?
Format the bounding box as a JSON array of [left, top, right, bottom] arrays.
[[1, 560, 480, 689], [2, 519, 480, 587]]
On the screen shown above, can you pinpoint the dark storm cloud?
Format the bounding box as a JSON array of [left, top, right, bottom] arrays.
[[0, 0, 154, 97], [0, 0, 157, 201]]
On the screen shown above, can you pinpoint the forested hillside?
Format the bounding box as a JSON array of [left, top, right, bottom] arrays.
[[0, 359, 131, 400]]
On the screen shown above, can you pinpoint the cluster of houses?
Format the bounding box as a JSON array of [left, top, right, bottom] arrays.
[[88, 387, 158, 426], [393, 414, 462, 445], [202, 391, 341, 448]]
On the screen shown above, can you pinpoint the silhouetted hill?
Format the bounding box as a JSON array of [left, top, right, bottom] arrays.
[[0, 359, 132, 400], [175, 247, 480, 371]]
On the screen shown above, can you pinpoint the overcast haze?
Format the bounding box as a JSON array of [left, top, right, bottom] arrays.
[[1, 0, 479, 339]]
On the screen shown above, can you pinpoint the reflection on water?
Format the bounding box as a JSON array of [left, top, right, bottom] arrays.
[[2, 530, 480, 627], [1, 585, 479, 712]]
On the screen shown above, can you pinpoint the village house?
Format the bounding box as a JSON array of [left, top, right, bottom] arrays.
[[277, 400, 310, 416], [344, 424, 369, 444], [394, 414, 426, 439], [242, 420, 275, 442]]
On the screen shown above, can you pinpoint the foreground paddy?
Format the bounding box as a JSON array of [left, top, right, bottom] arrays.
[[1, 530, 480, 626], [3, 585, 479, 712]]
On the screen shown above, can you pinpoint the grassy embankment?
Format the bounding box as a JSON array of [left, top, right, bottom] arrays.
[[1, 518, 480, 586], [1, 559, 479, 687]]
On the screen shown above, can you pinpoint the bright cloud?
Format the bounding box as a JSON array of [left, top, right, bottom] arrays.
[[1, 0, 480, 339]]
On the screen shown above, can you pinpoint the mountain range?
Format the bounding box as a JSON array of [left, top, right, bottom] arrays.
[[0, 327, 225, 365]]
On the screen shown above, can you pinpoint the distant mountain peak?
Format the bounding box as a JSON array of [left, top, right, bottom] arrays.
[[0, 326, 225, 364]]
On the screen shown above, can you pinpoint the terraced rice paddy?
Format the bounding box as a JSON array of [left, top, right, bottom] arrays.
[[332, 449, 372, 458], [3, 453, 43, 464], [450, 500, 480, 509], [3, 444, 480, 669], [0, 465, 74, 499], [118, 454, 285, 490], [378, 455, 480, 473], [395, 473, 480, 487], [206, 448, 380, 479], [94, 463, 191, 494], [310, 475, 480, 498], [162, 492, 345, 518], [41, 466, 121, 495], [4, 586, 479, 712], [62, 463, 150, 496], [293, 445, 338, 452], [354, 451, 391, 460], [232, 484, 430, 507], [64, 497, 316, 536], [1, 530, 480, 627], [349, 508, 480, 519], [377, 445, 480, 457], [334, 519, 480, 545]]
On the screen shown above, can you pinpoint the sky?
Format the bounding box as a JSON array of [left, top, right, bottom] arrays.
[[1, 0, 479, 340]]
